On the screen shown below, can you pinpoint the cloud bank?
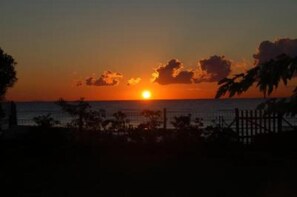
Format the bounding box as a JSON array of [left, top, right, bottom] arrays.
[[194, 55, 232, 83], [253, 38, 297, 65], [152, 59, 194, 85], [85, 71, 123, 86], [152, 57, 232, 85]]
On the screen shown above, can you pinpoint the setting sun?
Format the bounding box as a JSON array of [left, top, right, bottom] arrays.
[[142, 90, 151, 100]]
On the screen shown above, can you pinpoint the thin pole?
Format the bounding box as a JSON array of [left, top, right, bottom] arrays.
[[163, 108, 167, 130]]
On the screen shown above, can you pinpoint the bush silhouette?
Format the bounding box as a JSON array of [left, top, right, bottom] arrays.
[[110, 111, 130, 131], [138, 110, 162, 130], [171, 114, 192, 130], [33, 113, 60, 128], [84, 109, 106, 131], [56, 98, 90, 131]]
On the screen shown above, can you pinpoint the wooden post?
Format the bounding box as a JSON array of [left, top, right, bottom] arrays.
[[9, 101, 17, 128], [268, 113, 271, 133], [245, 110, 249, 144], [277, 113, 283, 133], [78, 110, 83, 132], [235, 108, 239, 142], [264, 112, 267, 134], [273, 113, 276, 133], [163, 108, 167, 130], [250, 110, 254, 137], [259, 110, 263, 134], [255, 110, 258, 135]]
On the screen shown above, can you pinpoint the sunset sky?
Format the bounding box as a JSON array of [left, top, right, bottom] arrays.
[[1, 0, 297, 101]]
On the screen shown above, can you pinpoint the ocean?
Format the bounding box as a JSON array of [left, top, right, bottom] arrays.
[[15, 98, 265, 128]]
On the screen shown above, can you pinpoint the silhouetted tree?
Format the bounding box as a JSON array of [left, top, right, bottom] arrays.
[[0, 48, 17, 100], [56, 98, 91, 131], [216, 54, 297, 115], [0, 48, 17, 126], [56, 98, 108, 132]]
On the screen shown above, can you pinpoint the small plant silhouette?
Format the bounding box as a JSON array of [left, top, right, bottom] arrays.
[[56, 98, 90, 131], [194, 117, 204, 129], [33, 113, 60, 128], [171, 114, 192, 130], [110, 111, 130, 131], [56, 98, 107, 132], [84, 109, 106, 131], [138, 110, 162, 130]]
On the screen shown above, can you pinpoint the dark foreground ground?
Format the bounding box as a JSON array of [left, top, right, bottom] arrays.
[[1, 127, 297, 197]]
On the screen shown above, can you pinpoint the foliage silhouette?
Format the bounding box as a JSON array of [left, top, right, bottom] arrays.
[[171, 114, 192, 130], [194, 117, 204, 129], [84, 109, 106, 131], [56, 98, 90, 131], [138, 110, 162, 130], [56, 98, 108, 132], [110, 111, 130, 131], [216, 54, 297, 115], [171, 115, 204, 131], [0, 48, 17, 127], [0, 48, 17, 100], [203, 126, 239, 146], [33, 113, 60, 128]]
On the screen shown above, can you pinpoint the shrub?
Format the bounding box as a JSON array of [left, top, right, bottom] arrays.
[[33, 113, 60, 128], [56, 98, 90, 131], [171, 114, 192, 130], [110, 111, 130, 131], [84, 109, 106, 131], [202, 126, 238, 146], [194, 117, 204, 129], [56, 98, 107, 132], [138, 110, 162, 130]]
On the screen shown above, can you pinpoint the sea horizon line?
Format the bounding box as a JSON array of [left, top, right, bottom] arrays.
[[4, 97, 273, 103]]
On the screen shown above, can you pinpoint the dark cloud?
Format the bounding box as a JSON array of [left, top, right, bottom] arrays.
[[152, 59, 194, 85], [85, 71, 123, 86], [194, 55, 232, 83], [253, 38, 297, 65], [127, 77, 141, 86]]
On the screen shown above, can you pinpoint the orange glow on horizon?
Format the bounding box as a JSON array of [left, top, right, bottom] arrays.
[[6, 78, 296, 101], [142, 90, 151, 100]]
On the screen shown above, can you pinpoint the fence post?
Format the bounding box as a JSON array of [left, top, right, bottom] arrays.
[[277, 113, 283, 133], [235, 108, 239, 142], [163, 108, 167, 130], [78, 111, 83, 132], [9, 101, 17, 128]]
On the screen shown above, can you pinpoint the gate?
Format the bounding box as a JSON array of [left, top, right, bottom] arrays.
[[234, 108, 283, 144]]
